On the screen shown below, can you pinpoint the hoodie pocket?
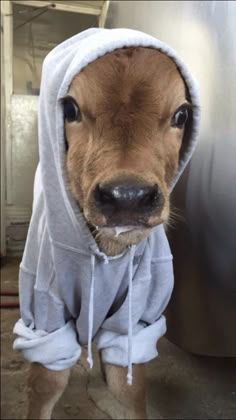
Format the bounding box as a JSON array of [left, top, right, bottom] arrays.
[[33, 267, 67, 333], [18, 268, 36, 327], [33, 288, 66, 333], [101, 279, 151, 335], [141, 258, 174, 325]]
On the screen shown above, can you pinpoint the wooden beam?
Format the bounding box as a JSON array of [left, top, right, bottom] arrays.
[[99, 0, 110, 28], [12, 1, 101, 16], [1, 5, 6, 255], [1, 0, 13, 255], [1, 0, 13, 206]]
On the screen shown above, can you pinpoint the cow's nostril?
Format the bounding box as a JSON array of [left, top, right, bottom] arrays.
[[93, 185, 117, 217], [100, 191, 115, 203], [93, 182, 163, 218], [140, 185, 160, 207], [94, 185, 115, 204]]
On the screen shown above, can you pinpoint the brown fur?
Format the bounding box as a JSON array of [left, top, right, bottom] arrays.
[[27, 47, 189, 419], [65, 47, 187, 256], [27, 363, 70, 419]]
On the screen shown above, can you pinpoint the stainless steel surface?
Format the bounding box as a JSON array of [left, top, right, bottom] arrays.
[[11, 95, 39, 207], [107, 1, 236, 355]]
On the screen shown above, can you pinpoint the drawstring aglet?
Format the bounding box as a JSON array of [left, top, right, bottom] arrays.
[[87, 356, 94, 369], [127, 372, 133, 386]]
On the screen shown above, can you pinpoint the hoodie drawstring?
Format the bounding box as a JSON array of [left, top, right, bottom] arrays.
[[87, 246, 136, 385], [87, 251, 109, 370], [87, 254, 95, 369], [127, 245, 136, 385]]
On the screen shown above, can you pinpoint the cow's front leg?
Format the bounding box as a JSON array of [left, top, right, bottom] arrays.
[[103, 362, 147, 419], [27, 362, 70, 419]]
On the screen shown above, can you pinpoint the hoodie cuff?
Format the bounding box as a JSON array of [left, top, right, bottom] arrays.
[[13, 318, 81, 370], [96, 315, 166, 366]]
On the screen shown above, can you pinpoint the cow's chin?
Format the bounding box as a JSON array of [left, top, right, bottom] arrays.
[[92, 225, 153, 253], [97, 225, 152, 245], [82, 209, 168, 255]]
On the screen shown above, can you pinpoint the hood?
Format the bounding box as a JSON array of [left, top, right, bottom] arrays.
[[38, 27, 201, 250]]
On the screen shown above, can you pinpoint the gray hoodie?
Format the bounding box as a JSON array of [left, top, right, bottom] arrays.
[[13, 28, 200, 384]]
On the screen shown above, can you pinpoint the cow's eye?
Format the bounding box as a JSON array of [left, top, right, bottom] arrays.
[[63, 96, 81, 123], [171, 105, 189, 128]]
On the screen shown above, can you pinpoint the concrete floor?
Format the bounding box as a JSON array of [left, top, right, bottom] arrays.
[[1, 257, 236, 419]]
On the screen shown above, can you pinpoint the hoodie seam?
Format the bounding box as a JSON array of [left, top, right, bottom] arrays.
[[33, 287, 64, 306], [20, 264, 37, 277], [50, 239, 92, 256], [51, 238, 129, 261], [151, 256, 173, 263]]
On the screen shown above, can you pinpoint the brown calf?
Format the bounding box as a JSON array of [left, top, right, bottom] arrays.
[[27, 47, 190, 419]]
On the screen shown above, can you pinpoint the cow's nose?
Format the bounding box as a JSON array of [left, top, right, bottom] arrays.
[[93, 181, 163, 217]]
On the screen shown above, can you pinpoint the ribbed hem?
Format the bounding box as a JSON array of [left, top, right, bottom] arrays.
[[13, 319, 81, 370], [96, 316, 166, 366]]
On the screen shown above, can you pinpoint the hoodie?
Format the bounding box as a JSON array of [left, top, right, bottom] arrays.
[[13, 28, 200, 384]]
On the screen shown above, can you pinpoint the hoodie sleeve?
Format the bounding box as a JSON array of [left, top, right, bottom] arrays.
[[13, 225, 81, 371], [96, 227, 174, 367]]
